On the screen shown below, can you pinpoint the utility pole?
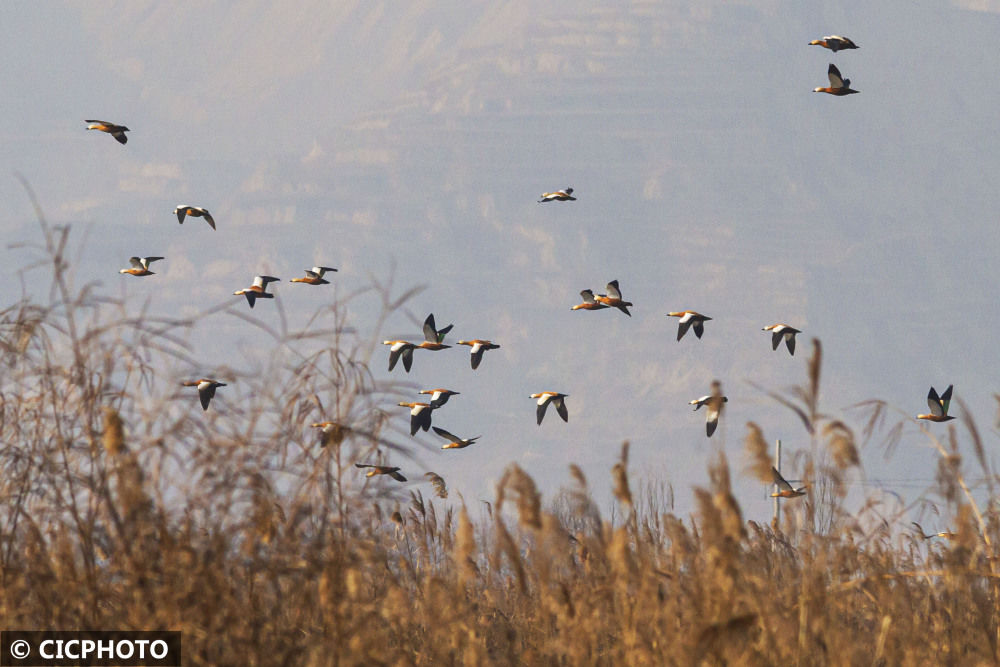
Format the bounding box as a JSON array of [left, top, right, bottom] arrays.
[[772, 439, 782, 529]]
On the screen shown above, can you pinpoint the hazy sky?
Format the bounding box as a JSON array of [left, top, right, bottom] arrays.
[[3, 0, 999, 524]]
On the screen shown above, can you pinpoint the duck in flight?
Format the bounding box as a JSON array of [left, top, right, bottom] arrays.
[[85, 120, 129, 144], [532, 392, 569, 425], [310, 421, 344, 447], [911, 522, 957, 540], [409, 314, 452, 355], [762, 324, 801, 355], [814, 64, 859, 96], [233, 275, 280, 308], [398, 401, 436, 436], [668, 311, 711, 341], [419, 389, 460, 409], [689, 381, 727, 437], [383, 340, 417, 372], [433, 426, 480, 450], [422, 314, 453, 344], [457, 339, 500, 369], [182, 379, 226, 411], [809, 35, 859, 52], [571, 289, 608, 311], [593, 280, 633, 316], [290, 266, 338, 285], [119, 256, 163, 277], [174, 205, 217, 230], [916, 385, 955, 422], [771, 467, 807, 498], [538, 188, 576, 203], [355, 463, 407, 482]]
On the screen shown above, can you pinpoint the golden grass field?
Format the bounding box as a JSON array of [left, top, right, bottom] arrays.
[[1, 215, 999, 666]]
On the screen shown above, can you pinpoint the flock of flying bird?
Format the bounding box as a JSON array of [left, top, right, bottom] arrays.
[[374, 310, 569, 476], [85, 123, 346, 435], [82, 33, 959, 495], [86, 116, 527, 485]]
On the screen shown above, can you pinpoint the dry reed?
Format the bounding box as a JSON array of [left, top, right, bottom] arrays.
[[1, 208, 999, 665]]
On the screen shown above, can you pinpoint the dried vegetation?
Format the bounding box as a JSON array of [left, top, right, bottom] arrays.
[[2, 213, 1000, 665]]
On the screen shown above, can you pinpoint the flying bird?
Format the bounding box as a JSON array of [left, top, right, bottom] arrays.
[[182, 379, 226, 411], [538, 188, 576, 203], [383, 340, 416, 372], [916, 385, 955, 422], [771, 467, 807, 498], [355, 463, 407, 482], [174, 205, 217, 230], [406, 313, 455, 354], [814, 63, 859, 96], [809, 35, 859, 52], [762, 324, 801, 355], [911, 522, 957, 540], [399, 401, 436, 436], [689, 381, 727, 437], [432, 426, 480, 450], [457, 339, 500, 370], [532, 392, 569, 425], [593, 280, 633, 316], [419, 389, 460, 409], [119, 256, 163, 277], [668, 311, 712, 341], [422, 314, 454, 344], [571, 289, 609, 311], [233, 275, 280, 308], [310, 421, 344, 447], [85, 120, 129, 144], [290, 266, 338, 285]]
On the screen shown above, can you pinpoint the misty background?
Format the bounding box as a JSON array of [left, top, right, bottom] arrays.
[[2, 0, 998, 523]]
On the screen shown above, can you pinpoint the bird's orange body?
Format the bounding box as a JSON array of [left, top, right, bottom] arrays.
[[182, 379, 227, 410], [86, 120, 129, 144], [813, 64, 859, 96], [290, 266, 337, 284], [917, 385, 955, 422], [668, 311, 712, 340], [457, 339, 500, 369]]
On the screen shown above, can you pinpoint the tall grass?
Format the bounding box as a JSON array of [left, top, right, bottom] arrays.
[[1, 204, 998, 665]]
